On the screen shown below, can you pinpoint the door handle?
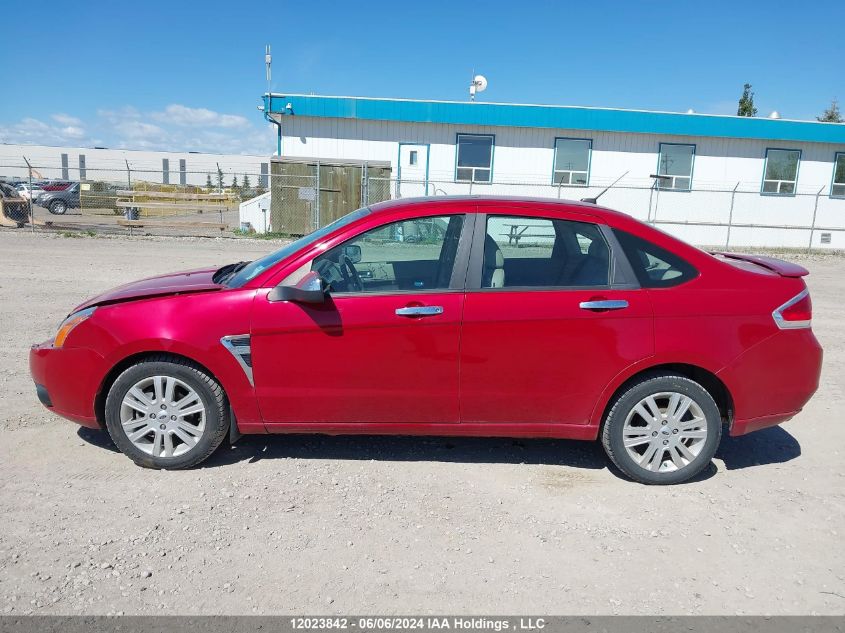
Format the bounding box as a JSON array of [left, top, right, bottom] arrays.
[[579, 299, 629, 311], [395, 305, 444, 317]]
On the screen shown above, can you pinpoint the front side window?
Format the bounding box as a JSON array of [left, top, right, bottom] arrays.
[[832, 153, 845, 198], [553, 138, 591, 186], [657, 143, 695, 191], [482, 216, 610, 288], [613, 229, 697, 288], [762, 149, 801, 195], [312, 215, 465, 293], [455, 134, 493, 183]]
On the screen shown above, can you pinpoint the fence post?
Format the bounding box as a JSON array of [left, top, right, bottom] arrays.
[[314, 161, 321, 230], [807, 186, 825, 253], [22, 156, 35, 233], [725, 182, 739, 249]]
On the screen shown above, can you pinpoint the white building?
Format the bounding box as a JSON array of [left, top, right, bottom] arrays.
[[0, 144, 271, 189], [264, 93, 845, 249]]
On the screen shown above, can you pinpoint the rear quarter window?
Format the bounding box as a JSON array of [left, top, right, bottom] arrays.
[[613, 229, 698, 288]]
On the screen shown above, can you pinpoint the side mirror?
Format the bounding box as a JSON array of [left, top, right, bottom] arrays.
[[268, 271, 328, 304], [342, 244, 362, 264]]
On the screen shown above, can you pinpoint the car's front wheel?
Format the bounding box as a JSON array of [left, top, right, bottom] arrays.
[[49, 200, 67, 215], [104, 356, 229, 469], [601, 373, 721, 485]]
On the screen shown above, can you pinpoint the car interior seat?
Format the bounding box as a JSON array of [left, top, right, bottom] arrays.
[[572, 239, 609, 286], [482, 235, 506, 288]]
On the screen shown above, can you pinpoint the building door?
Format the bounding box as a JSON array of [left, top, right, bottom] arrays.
[[398, 144, 429, 198]]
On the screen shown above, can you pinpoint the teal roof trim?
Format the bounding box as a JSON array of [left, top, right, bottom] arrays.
[[264, 94, 845, 145]]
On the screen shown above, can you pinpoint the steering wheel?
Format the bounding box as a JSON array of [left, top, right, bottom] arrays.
[[340, 255, 363, 292], [313, 254, 363, 292]]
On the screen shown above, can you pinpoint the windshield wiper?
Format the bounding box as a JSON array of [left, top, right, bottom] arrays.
[[213, 261, 251, 285]]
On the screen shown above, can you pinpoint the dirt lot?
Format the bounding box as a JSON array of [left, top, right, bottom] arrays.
[[0, 229, 843, 616]]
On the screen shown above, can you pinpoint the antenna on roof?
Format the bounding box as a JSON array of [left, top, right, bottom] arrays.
[[469, 73, 487, 102], [581, 171, 629, 204], [265, 45, 272, 93]]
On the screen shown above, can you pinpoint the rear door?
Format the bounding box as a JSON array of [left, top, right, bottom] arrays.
[[459, 208, 654, 426], [397, 144, 429, 198]]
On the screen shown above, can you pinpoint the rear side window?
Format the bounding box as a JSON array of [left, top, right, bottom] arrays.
[[613, 230, 697, 288], [483, 216, 610, 288]]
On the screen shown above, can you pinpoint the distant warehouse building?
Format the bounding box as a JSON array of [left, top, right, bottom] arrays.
[[262, 93, 845, 248]]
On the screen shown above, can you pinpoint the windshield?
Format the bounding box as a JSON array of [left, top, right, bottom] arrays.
[[226, 207, 372, 288]]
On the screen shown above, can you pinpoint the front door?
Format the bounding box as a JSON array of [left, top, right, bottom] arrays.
[[397, 144, 429, 198], [459, 210, 654, 426], [252, 213, 469, 427]]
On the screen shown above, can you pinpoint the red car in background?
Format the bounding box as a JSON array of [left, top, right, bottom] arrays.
[[30, 197, 822, 484]]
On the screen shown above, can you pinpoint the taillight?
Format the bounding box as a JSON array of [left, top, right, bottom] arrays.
[[772, 289, 812, 329]]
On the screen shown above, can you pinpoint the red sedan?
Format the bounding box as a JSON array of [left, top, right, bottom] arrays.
[[30, 197, 822, 484]]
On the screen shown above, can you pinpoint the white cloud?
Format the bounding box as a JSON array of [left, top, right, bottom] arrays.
[[151, 104, 250, 129], [0, 116, 92, 146], [52, 113, 83, 126], [1, 103, 272, 155]]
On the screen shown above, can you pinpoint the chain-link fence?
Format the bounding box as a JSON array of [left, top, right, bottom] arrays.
[[0, 156, 269, 237], [2, 153, 844, 250]]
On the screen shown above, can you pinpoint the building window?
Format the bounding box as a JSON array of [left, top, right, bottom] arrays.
[[553, 138, 591, 186], [259, 162, 269, 188], [832, 153, 845, 199], [78, 154, 87, 181], [179, 159, 187, 185], [762, 148, 800, 195], [162, 158, 170, 185], [657, 143, 695, 191], [409, 150, 418, 166], [61, 153, 69, 180], [455, 134, 493, 183]]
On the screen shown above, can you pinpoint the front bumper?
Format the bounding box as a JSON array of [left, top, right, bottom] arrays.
[[29, 342, 105, 429]]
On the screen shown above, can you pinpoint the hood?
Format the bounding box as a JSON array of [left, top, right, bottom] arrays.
[[74, 267, 223, 312]]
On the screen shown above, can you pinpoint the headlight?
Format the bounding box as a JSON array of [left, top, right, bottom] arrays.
[[54, 307, 96, 348]]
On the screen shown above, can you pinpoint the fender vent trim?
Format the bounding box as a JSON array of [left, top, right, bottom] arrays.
[[221, 335, 253, 386]]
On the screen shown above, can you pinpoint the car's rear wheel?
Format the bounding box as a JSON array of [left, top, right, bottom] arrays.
[[104, 356, 229, 469], [601, 373, 721, 485], [49, 200, 67, 215]]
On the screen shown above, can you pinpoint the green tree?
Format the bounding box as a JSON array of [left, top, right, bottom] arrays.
[[231, 175, 239, 189], [205, 173, 213, 190], [737, 83, 757, 117], [242, 173, 251, 192], [817, 99, 843, 123], [216, 167, 224, 191]]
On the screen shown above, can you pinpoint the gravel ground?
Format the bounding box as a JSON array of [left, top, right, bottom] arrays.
[[0, 229, 843, 616]]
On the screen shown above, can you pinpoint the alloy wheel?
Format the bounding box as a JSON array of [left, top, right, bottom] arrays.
[[622, 391, 708, 473], [119, 375, 206, 458]]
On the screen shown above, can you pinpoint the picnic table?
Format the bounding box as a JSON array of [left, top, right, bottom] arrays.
[[500, 222, 554, 246]]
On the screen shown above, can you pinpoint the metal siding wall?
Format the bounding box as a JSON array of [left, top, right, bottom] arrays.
[[277, 116, 845, 248]]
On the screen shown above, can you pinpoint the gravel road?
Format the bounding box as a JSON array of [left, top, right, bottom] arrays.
[[0, 230, 843, 615]]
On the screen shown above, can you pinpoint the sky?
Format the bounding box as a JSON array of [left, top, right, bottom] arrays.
[[1, 0, 842, 155]]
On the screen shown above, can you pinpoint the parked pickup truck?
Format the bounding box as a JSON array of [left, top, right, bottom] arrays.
[[36, 183, 80, 215]]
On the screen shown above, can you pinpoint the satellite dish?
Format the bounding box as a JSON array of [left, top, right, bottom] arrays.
[[768, 110, 781, 119], [686, 108, 696, 114], [469, 74, 488, 101]]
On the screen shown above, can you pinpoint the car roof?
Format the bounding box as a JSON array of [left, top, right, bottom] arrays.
[[369, 195, 632, 224]]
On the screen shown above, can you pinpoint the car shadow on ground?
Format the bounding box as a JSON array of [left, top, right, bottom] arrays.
[[715, 425, 801, 470], [77, 424, 801, 481]]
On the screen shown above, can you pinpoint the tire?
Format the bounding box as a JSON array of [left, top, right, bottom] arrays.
[[49, 200, 67, 215], [104, 356, 229, 469], [601, 373, 721, 485]]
